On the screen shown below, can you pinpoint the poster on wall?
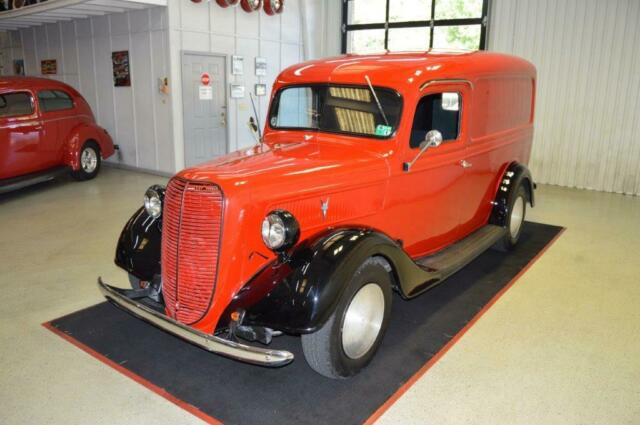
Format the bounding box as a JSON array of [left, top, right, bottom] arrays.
[[112, 50, 131, 87], [232, 55, 244, 76], [14, 59, 25, 76], [255, 57, 267, 76], [41, 59, 57, 75]]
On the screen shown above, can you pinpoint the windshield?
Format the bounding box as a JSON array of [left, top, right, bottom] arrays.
[[269, 84, 402, 139]]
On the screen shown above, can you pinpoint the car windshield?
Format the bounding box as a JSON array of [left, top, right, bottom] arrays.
[[269, 84, 402, 139]]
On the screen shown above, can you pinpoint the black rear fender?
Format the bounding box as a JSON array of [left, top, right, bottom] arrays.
[[490, 162, 535, 227]]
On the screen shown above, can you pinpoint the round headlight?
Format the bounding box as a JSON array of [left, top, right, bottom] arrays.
[[144, 185, 164, 219], [261, 210, 300, 252]]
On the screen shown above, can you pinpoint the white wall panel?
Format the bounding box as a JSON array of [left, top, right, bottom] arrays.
[[300, 0, 342, 59], [0, 7, 173, 174], [490, 0, 640, 195], [167, 0, 305, 169]]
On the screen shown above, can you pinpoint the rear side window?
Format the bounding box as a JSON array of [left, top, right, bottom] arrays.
[[410, 92, 461, 148], [38, 90, 74, 112], [0, 92, 34, 118]]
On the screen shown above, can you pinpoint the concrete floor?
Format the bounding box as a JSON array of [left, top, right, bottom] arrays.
[[0, 167, 638, 425]]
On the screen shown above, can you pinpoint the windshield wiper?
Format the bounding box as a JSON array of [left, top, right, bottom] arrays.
[[365, 75, 390, 126]]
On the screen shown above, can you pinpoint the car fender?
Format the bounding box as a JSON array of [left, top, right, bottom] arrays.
[[63, 122, 116, 170], [490, 162, 535, 227], [114, 207, 162, 281], [221, 228, 435, 334]]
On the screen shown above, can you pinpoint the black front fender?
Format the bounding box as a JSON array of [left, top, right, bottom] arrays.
[[222, 228, 434, 334], [114, 207, 162, 281]]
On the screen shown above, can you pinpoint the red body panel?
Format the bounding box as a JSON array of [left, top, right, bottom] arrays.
[[169, 51, 537, 333], [0, 77, 115, 180]]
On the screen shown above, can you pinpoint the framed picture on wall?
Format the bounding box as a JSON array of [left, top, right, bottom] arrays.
[[41, 59, 57, 75], [255, 84, 267, 96], [230, 84, 245, 99], [112, 50, 131, 87], [13, 59, 24, 75], [255, 57, 267, 76], [232, 55, 244, 76]]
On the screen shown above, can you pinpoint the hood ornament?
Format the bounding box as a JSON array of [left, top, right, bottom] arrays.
[[320, 198, 330, 220]]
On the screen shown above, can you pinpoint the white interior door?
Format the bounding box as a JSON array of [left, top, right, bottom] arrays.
[[182, 53, 227, 168]]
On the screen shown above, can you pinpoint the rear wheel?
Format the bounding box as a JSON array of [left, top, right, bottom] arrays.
[[495, 185, 527, 251], [301, 257, 392, 379], [71, 141, 101, 181]]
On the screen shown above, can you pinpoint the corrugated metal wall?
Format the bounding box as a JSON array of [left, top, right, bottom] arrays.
[[489, 0, 640, 195]]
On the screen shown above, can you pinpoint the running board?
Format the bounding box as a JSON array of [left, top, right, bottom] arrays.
[[408, 224, 506, 297], [0, 166, 71, 194]]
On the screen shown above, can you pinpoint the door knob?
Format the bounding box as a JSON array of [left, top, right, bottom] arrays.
[[460, 160, 472, 168]]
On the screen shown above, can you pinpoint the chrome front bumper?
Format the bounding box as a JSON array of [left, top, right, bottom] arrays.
[[97, 278, 294, 367]]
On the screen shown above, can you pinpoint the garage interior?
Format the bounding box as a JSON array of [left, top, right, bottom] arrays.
[[1, 1, 639, 424]]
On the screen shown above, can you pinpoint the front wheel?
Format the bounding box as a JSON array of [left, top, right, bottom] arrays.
[[301, 257, 392, 379], [71, 141, 101, 181]]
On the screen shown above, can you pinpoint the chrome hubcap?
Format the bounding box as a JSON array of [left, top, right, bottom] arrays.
[[81, 147, 98, 173], [341, 283, 385, 359], [510, 195, 525, 238]]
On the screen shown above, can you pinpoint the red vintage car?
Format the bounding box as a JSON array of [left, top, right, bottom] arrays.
[[0, 77, 116, 193], [99, 51, 536, 378]]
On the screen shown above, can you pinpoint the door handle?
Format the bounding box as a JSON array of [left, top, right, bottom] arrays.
[[460, 160, 472, 168]]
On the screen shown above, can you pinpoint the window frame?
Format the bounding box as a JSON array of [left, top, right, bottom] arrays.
[[341, 0, 491, 54], [37, 89, 75, 113], [0, 90, 36, 118], [268, 83, 404, 140]]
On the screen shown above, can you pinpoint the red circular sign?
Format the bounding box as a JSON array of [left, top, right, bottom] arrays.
[[201, 73, 211, 86]]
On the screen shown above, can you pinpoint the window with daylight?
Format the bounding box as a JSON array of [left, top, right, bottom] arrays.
[[342, 0, 489, 54]]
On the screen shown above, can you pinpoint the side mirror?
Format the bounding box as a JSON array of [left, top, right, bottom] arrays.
[[420, 129, 443, 149], [404, 129, 443, 172]]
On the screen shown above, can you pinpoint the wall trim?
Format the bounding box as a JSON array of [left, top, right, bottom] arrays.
[[103, 161, 173, 178]]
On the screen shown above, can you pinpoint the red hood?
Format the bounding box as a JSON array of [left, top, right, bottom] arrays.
[[177, 133, 393, 200]]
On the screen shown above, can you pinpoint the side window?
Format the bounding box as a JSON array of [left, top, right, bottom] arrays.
[[38, 90, 74, 113], [0, 92, 34, 118], [410, 92, 461, 148]]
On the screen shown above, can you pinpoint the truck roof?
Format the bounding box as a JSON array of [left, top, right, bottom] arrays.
[[277, 50, 536, 91]]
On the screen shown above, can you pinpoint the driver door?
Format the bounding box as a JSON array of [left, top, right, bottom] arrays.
[[389, 83, 470, 257]]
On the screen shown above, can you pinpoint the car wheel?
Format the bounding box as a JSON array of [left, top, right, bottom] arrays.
[[495, 185, 527, 251], [71, 141, 101, 181], [301, 257, 392, 379]]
